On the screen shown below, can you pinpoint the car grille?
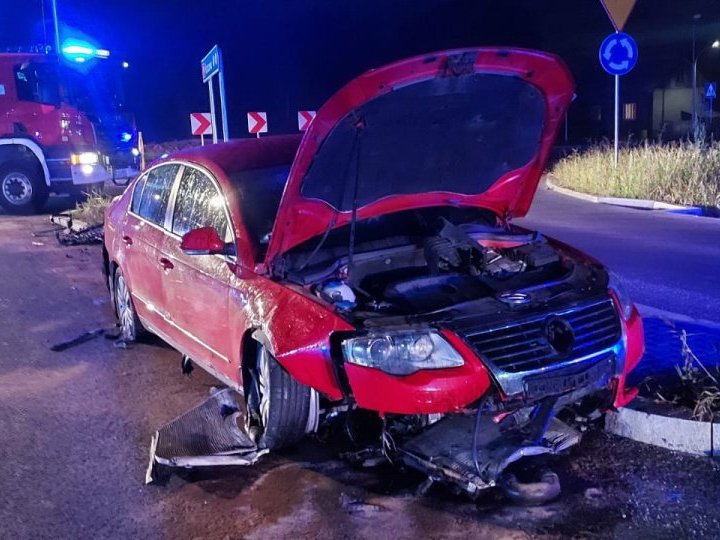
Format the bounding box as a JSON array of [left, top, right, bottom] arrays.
[[462, 298, 621, 373]]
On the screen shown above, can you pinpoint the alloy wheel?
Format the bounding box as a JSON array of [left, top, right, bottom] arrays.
[[115, 273, 135, 340]]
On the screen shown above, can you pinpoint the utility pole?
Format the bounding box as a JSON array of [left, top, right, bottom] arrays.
[[692, 14, 701, 136], [51, 0, 61, 53]]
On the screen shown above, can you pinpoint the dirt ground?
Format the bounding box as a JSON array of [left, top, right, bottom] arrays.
[[1, 206, 719, 539]]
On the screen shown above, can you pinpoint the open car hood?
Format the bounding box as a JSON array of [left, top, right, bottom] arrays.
[[265, 48, 574, 264]]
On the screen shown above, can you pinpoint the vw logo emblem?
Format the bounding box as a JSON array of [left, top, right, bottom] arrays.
[[544, 316, 575, 354]]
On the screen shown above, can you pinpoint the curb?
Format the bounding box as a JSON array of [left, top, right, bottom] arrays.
[[606, 398, 719, 458], [544, 176, 704, 215]]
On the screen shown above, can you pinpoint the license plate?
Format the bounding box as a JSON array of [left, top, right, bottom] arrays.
[[524, 356, 613, 399]]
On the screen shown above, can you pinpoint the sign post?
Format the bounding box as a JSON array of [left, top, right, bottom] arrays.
[[599, 32, 638, 167], [201, 45, 229, 143], [599, 0, 637, 167]]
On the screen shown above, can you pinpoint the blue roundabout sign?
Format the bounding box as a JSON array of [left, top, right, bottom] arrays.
[[599, 32, 638, 76]]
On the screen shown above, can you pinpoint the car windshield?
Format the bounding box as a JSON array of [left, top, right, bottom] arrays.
[[227, 165, 291, 253]]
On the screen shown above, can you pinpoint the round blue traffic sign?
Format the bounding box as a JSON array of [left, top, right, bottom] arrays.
[[599, 32, 638, 76]]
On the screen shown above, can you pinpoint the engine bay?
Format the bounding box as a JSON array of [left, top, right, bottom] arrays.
[[274, 207, 605, 320]]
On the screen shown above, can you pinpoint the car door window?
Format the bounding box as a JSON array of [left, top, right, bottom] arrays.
[[130, 173, 148, 214], [135, 164, 179, 227], [171, 167, 231, 242]]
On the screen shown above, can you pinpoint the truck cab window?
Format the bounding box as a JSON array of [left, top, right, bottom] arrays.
[[14, 62, 60, 105]]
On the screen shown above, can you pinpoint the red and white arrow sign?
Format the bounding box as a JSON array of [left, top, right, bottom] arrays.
[[247, 111, 268, 134], [298, 110, 316, 131], [190, 112, 213, 136]]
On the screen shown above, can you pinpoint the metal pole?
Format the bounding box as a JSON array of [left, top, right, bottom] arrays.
[[200, 134, 204, 147], [692, 58, 698, 135], [614, 74, 619, 167], [51, 0, 61, 53], [692, 17, 698, 135], [218, 49, 229, 142], [208, 78, 218, 144]]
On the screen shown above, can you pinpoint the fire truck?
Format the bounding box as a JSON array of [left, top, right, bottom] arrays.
[[0, 48, 139, 214]]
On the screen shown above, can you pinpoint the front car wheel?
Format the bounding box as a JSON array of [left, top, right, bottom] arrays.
[[245, 341, 318, 450]]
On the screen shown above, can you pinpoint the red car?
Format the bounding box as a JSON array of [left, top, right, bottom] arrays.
[[104, 48, 643, 498]]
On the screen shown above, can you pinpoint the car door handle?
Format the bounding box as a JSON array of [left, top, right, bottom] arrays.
[[159, 257, 174, 270], [122, 235, 133, 246]]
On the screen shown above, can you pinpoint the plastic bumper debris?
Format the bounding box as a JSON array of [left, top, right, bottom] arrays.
[[145, 388, 266, 483]]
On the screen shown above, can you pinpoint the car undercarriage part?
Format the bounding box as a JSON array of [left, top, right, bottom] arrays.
[[393, 410, 581, 503], [145, 388, 267, 484]]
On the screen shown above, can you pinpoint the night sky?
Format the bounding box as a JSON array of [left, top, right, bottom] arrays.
[[3, 0, 720, 141]]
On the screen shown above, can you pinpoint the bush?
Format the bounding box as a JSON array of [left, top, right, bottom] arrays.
[[550, 142, 720, 209]]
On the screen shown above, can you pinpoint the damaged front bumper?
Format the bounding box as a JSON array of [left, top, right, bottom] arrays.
[[395, 409, 581, 498]]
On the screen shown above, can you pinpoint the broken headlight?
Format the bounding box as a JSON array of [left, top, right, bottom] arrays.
[[609, 272, 633, 320], [342, 330, 464, 376]]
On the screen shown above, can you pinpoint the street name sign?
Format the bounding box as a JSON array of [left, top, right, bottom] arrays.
[[247, 112, 268, 135], [200, 44, 229, 143], [599, 32, 638, 76], [190, 113, 213, 136], [201, 45, 221, 83], [298, 110, 316, 131], [600, 0, 637, 32]]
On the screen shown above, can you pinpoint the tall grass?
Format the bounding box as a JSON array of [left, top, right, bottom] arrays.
[[73, 190, 113, 227], [550, 142, 720, 208]]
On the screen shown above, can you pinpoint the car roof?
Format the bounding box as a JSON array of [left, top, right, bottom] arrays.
[[169, 134, 302, 175]]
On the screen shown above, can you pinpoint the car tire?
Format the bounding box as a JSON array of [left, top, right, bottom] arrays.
[[113, 267, 146, 341], [245, 341, 317, 450], [0, 161, 48, 214]]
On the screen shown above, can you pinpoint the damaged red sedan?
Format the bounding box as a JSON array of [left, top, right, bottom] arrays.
[[103, 48, 644, 501]]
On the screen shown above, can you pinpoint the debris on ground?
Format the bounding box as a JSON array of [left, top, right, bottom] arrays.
[[50, 326, 124, 352], [338, 492, 386, 515], [50, 328, 106, 352], [55, 223, 104, 246], [145, 388, 267, 484], [50, 195, 109, 246]]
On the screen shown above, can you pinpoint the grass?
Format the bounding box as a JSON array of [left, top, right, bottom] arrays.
[[550, 142, 720, 209], [650, 329, 720, 422], [72, 189, 113, 227]]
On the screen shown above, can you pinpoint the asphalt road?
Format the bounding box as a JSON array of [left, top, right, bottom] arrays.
[[519, 186, 720, 323], [0, 196, 719, 539]]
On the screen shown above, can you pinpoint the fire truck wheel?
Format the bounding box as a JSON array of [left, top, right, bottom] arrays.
[[0, 161, 48, 214]]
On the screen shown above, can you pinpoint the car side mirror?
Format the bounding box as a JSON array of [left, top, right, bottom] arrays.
[[180, 227, 233, 256]]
